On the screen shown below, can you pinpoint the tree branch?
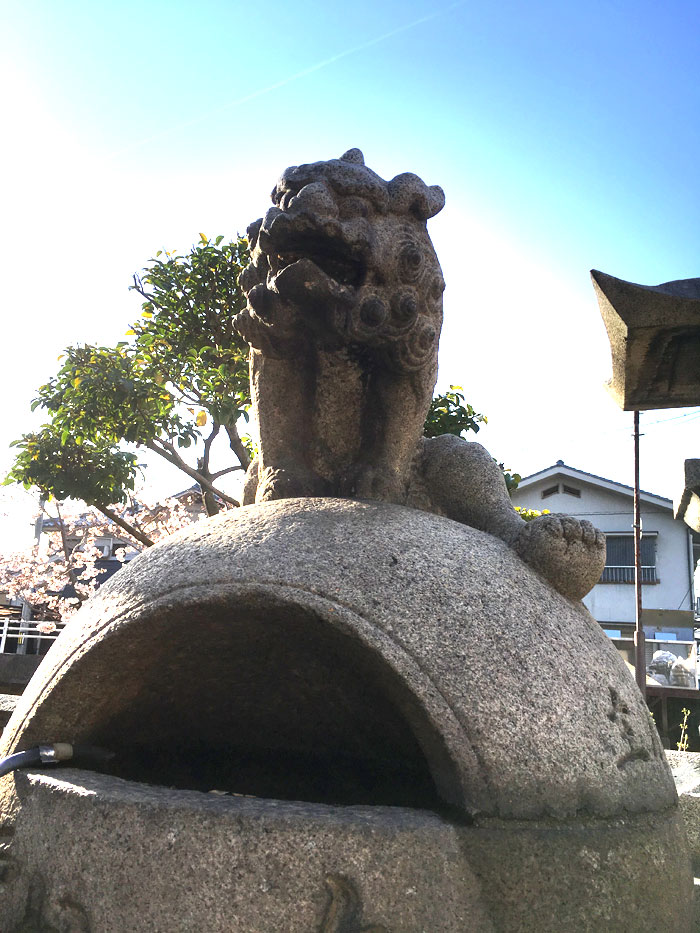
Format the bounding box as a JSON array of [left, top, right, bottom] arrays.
[[97, 506, 155, 548], [201, 422, 220, 474], [197, 422, 222, 517], [224, 423, 251, 472], [210, 465, 243, 480], [54, 501, 80, 587], [147, 438, 240, 507]]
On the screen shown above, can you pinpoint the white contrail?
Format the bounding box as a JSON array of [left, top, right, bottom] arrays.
[[114, 1, 466, 157]]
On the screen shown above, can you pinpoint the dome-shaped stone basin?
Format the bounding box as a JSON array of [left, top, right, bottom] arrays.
[[0, 498, 692, 931]]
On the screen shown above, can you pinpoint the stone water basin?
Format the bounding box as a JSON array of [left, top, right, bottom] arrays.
[[0, 499, 693, 931]]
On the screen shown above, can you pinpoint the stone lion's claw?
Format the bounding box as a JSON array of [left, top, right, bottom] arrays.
[[513, 512, 606, 600]]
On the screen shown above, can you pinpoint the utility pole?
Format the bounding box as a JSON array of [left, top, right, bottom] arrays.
[[633, 411, 646, 697]]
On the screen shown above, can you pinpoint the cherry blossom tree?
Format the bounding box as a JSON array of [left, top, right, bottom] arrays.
[[0, 495, 204, 627]]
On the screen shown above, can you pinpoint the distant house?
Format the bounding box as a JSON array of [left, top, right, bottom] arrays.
[[511, 461, 700, 691]]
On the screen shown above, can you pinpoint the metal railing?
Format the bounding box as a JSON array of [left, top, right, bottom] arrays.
[[600, 565, 657, 584], [0, 618, 66, 655]]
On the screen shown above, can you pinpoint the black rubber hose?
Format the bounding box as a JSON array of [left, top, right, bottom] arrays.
[[0, 748, 43, 778], [0, 743, 114, 778]]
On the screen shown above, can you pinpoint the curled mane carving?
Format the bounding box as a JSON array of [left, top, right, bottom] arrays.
[[235, 149, 445, 373]]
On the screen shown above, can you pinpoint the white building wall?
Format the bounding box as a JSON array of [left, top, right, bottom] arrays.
[[511, 478, 693, 624]]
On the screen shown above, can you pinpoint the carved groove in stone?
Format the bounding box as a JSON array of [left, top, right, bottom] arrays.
[[608, 686, 662, 768], [319, 874, 389, 933], [11, 878, 91, 933]]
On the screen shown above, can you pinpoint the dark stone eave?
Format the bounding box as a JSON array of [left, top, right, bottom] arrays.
[[591, 269, 700, 411], [674, 458, 700, 533]]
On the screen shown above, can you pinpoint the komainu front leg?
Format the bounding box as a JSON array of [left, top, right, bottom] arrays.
[[512, 513, 606, 600], [249, 349, 328, 503], [417, 435, 606, 600], [341, 369, 436, 505]]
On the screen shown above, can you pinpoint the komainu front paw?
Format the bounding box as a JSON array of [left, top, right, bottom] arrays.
[[512, 513, 606, 600]]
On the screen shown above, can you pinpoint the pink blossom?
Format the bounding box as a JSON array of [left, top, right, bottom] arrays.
[[0, 498, 201, 625]]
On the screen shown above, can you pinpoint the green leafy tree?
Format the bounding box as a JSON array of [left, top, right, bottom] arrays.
[[30, 235, 250, 517], [424, 385, 487, 438], [5, 426, 153, 546], [500, 466, 522, 495]]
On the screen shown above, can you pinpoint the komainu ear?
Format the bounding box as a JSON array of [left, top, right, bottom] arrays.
[[339, 148, 365, 164], [388, 173, 445, 220]]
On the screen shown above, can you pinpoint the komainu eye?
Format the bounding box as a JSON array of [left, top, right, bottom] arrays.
[[399, 243, 423, 282]]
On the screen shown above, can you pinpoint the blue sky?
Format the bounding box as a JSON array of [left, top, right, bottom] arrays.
[[1, 0, 699, 537]]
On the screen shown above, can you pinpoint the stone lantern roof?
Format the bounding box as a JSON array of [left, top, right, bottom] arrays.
[[592, 269, 700, 411]]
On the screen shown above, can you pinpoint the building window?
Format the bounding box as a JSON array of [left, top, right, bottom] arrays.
[[542, 484, 559, 499], [600, 534, 657, 583], [562, 485, 581, 498]]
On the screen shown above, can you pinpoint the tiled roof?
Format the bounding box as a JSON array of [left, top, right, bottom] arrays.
[[518, 460, 671, 503]]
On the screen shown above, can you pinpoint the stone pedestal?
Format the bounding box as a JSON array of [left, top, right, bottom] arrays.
[[0, 499, 693, 931]]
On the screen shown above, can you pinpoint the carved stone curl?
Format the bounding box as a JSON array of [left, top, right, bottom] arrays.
[[319, 875, 388, 933]]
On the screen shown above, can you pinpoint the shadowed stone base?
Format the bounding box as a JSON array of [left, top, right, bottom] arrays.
[[667, 751, 700, 930], [463, 810, 692, 932], [1, 770, 692, 932], [4, 769, 491, 933]]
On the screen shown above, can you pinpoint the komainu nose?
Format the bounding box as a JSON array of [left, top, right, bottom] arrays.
[[286, 181, 339, 218]]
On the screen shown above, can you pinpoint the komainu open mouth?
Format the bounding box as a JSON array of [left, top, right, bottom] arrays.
[[269, 238, 366, 289]]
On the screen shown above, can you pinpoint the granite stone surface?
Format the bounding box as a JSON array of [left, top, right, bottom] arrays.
[[1, 499, 676, 821], [462, 809, 693, 932], [0, 499, 691, 931], [1, 768, 692, 932], [2, 768, 492, 932], [667, 751, 700, 876]]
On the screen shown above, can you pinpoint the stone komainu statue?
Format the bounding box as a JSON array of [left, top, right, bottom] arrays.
[[236, 147, 445, 505], [235, 149, 605, 600]]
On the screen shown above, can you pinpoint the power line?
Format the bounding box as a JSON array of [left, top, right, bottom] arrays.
[[642, 409, 700, 427]]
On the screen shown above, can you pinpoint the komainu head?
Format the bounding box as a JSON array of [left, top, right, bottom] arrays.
[[236, 149, 446, 372]]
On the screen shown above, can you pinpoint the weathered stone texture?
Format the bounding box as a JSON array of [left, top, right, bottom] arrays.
[[236, 148, 446, 507], [2, 769, 692, 933], [4, 769, 492, 933], [0, 499, 692, 931], [462, 809, 693, 932], [0, 500, 675, 822], [667, 751, 700, 873]]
